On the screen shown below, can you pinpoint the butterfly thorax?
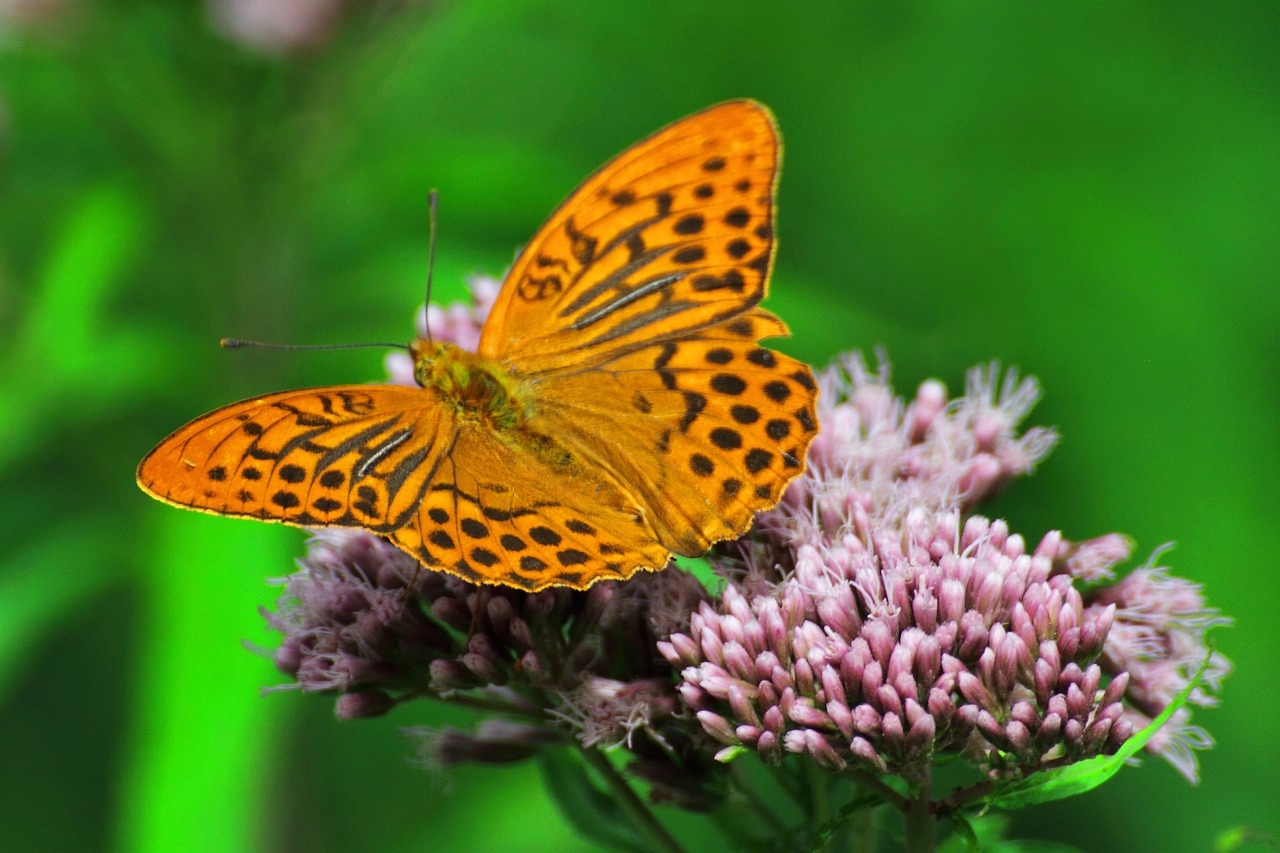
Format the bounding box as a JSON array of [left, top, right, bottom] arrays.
[[410, 339, 531, 432]]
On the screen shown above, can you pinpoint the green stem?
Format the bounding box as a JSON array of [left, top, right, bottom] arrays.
[[902, 770, 936, 853], [807, 760, 832, 828], [776, 759, 809, 807], [935, 754, 1072, 816], [847, 804, 875, 853], [850, 770, 907, 812], [804, 760, 838, 851], [730, 762, 790, 837], [442, 693, 546, 721], [578, 746, 687, 853]]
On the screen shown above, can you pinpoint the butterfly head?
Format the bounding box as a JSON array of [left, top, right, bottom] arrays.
[[409, 338, 530, 431]]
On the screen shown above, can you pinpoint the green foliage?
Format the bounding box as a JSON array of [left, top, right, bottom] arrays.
[[0, 2, 1275, 851], [1214, 826, 1280, 853], [114, 512, 293, 853], [946, 814, 1085, 853], [539, 750, 651, 853]]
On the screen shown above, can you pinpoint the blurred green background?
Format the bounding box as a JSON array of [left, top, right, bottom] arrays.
[[1, 1, 1276, 851]]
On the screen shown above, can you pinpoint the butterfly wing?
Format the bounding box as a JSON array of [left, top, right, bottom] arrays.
[[478, 100, 782, 374], [137, 385, 457, 534], [476, 99, 817, 564], [390, 425, 670, 591], [137, 383, 670, 591], [530, 311, 819, 557]]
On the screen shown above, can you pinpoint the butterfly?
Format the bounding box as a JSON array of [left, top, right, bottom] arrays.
[[137, 100, 819, 592]]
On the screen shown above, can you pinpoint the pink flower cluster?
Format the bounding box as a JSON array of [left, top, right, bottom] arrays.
[[665, 514, 1131, 776], [662, 355, 1226, 783]]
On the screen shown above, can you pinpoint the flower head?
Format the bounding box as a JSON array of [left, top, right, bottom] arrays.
[[668, 510, 1130, 777], [664, 356, 1224, 785], [775, 354, 1058, 542], [265, 530, 451, 718], [269, 527, 651, 707]]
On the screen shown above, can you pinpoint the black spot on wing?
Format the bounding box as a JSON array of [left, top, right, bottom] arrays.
[[278, 464, 306, 483], [674, 214, 704, 235], [711, 374, 746, 395], [460, 519, 489, 538], [744, 449, 772, 474], [690, 454, 714, 476], [709, 428, 742, 450], [529, 526, 562, 546], [557, 549, 590, 566]]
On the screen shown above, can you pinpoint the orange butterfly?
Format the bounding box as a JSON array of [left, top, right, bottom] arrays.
[[137, 100, 819, 591]]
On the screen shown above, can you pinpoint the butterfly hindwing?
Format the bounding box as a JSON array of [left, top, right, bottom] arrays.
[[532, 311, 819, 557], [389, 425, 670, 590]]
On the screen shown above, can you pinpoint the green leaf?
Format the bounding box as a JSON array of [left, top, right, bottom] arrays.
[[944, 813, 1085, 852], [113, 511, 297, 853], [0, 183, 168, 474], [538, 749, 649, 853], [945, 811, 984, 852], [981, 654, 1212, 810], [0, 518, 117, 702], [14, 183, 147, 375]]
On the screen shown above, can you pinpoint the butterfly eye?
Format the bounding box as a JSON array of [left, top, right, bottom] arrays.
[[410, 341, 447, 386]]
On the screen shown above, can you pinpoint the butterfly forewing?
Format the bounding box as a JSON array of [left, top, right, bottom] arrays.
[[137, 386, 455, 532], [479, 100, 780, 374]]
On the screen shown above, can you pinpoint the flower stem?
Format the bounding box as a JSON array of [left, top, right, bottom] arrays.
[[729, 762, 789, 837], [850, 769, 907, 812], [805, 760, 832, 843], [443, 693, 546, 721], [846, 804, 875, 853], [578, 746, 687, 853], [803, 758, 834, 845], [902, 770, 936, 853]]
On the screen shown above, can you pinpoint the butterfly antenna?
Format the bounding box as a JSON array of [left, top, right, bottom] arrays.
[[424, 188, 439, 344], [221, 339, 411, 352]]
